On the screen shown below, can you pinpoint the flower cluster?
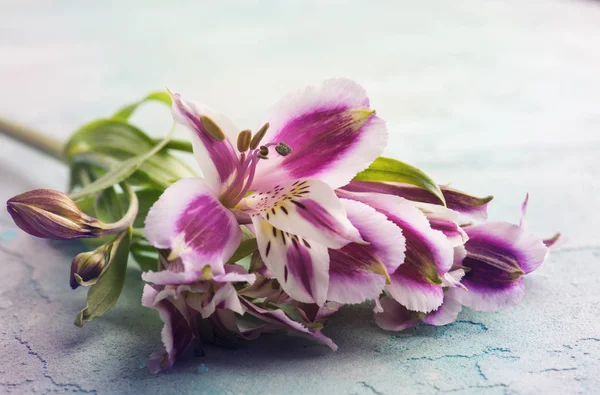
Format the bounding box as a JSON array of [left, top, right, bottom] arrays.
[[5, 79, 560, 373]]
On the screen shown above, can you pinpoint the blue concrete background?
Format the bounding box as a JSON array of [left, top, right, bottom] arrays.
[[1, 1, 599, 393]]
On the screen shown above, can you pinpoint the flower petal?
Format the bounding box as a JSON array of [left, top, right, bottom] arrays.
[[170, 93, 239, 194], [240, 298, 338, 351], [464, 222, 547, 276], [343, 181, 492, 223], [422, 292, 462, 326], [252, 79, 387, 190], [252, 215, 330, 306], [414, 202, 469, 247], [450, 221, 547, 312], [142, 285, 194, 373], [244, 179, 363, 249], [374, 296, 420, 331], [448, 278, 526, 312], [186, 283, 245, 319], [341, 192, 454, 313], [327, 199, 406, 304], [144, 178, 242, 274]]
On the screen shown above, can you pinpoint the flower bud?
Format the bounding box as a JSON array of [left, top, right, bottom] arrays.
[[6, 189, 106, 240], [70, 245, 110, 289], [6, 188, 136, 240]]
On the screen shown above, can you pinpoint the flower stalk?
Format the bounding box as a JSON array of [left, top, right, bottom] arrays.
[[0, 117, 65, 162]]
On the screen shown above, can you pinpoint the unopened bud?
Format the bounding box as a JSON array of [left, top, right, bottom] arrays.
[[6, 189, 105, 240], [6, 188, 137, 240], [70, 245, 110, 289]]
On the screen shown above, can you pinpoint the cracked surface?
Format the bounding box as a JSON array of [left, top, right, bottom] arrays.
[[1, 0, 600, 394]]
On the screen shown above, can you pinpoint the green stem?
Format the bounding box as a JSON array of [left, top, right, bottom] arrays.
[[0, 118, 65, 162], [153, 138, 193, 153]]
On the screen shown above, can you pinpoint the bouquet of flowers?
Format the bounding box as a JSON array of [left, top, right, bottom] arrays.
[[3, 79, 560, 373]]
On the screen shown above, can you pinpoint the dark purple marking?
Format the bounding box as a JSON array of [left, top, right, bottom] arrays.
[[285, 244, 314, 297], [329, 243, 378, 275], [461, 232, 525, 291], [295, 199, 346, 240], [265, 241, 272, 257]]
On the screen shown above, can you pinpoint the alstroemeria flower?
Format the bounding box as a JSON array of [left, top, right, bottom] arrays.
[[447, 196, 548, 312], [338, 191, 457, 313], [142, 257, 254, 373], [144, 79, 387, 306], [374, 257, 466, 331]]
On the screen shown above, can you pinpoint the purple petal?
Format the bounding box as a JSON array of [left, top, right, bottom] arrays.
[[251, 216, 330, 306], [144, 178, 242, 274], [448, 278, 526, 312], [464, 222, 547, 275], [423, 293, 462, 326], [142, 285, 194, 374], [342, 192, 454, 313], [240, 298, 338, 351], [170, 93, 239, 194], [327, 199, 406, 304], [374, 296, 420, 331], [343, 181, 492, 223], [543, 233, 564, 248], [252, 79, 387, 190], [245, 179, 363, 249], [451, 221, 547, 312], [415, 202, 469, 247]]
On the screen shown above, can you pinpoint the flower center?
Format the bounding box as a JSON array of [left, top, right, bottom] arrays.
[[219, 123, 292, 208]]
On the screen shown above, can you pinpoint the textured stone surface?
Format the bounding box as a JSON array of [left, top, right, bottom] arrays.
[[1, 1, 599, 394]]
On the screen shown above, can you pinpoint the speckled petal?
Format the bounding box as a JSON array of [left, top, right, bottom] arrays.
[[244, 179, 363, 249]]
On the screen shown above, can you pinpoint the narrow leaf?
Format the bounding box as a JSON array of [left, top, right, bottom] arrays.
[[69, 135, 172, 201], [113, 91, 172, 120], [354, 157, 446, 206]]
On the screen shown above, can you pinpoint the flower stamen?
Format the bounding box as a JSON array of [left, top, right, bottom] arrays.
[[199, 115, 226, 142], [249, 122, 270, 150]]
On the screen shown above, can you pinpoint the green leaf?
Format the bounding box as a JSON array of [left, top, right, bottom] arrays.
[[227, 238, 258, 264], [69, 135, 173, 201], [74, 228, 132, 327], [130, 240, 159, 272], [113, 91, 172, 120], [354, 157, 446, 206], [133, 189, 162, 228], [65, 119, 156, 159], [66, 120, 195, 190], [155, 139, 193, 153]]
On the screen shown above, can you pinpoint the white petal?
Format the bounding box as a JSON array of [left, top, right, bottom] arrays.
[[252, 215, 330, 306]]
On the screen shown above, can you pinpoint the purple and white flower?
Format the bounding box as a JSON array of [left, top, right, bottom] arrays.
[[143, 79, 388, 306]]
